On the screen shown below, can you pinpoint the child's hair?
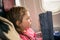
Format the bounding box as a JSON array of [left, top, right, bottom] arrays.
[[6, 7, 27, 33]]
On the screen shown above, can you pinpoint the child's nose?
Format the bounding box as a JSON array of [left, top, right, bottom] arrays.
[[28, 19, 32, 24], [30, 18, 32, 22]]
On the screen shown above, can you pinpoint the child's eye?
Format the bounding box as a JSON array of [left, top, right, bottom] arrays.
[[26, 18, 29, 20], [26, 17, 30, 20]]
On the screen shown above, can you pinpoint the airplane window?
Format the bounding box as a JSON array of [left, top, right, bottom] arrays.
[[42, 0, 60, 15], [15, 0, 21, 6]]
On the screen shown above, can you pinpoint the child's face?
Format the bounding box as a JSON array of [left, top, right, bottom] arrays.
[[19, 11, 32, 31]]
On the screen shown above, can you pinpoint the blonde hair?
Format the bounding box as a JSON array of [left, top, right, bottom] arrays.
[[6, 7, 27, 33]]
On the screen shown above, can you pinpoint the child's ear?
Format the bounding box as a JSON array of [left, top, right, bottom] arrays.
[[16, 20, 20, 26]]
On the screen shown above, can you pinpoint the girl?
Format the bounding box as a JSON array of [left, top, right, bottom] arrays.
[[6, 7, 42, 40]]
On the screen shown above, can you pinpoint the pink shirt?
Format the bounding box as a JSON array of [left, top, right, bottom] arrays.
[[19, 28, 42, 40]]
